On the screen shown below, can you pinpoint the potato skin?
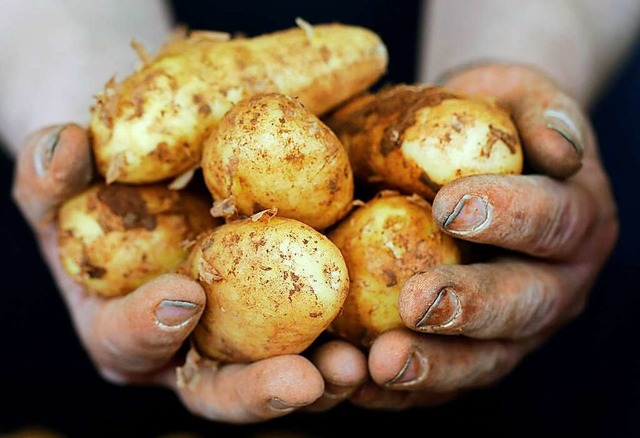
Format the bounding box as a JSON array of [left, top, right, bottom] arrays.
[[184, 215, 350, 363], [90, 23, 388, 184], [57, 183, 219, 297], [327, 84, 523, 200], [202, 93, 354, 230], [327, 193, 461, 347]]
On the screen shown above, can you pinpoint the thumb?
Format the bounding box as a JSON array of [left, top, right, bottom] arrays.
[[12, 123, 94, 231]]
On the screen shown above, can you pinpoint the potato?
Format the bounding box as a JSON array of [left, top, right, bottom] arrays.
[[327, 192, 461, 347], [91, 22, 388, 184], [202, 93, 354, 230], [326, 84, 523, 200], [182, 212, 350, 363], [57, 183, 219, 297]]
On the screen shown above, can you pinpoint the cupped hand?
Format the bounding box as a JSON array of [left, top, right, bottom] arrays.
[[349, 64, 619, 408], [12, 124, 367, 423]]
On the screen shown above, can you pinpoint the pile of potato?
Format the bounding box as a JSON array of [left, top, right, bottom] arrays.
[[57, 21, 523, 362]]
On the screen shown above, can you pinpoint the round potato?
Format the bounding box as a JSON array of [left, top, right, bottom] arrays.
[[327, 192, 461, 347], [57, 183, 219, 297], [202, 93, 354, 230], [183, 212, 350, 363], [327, 84, 523, 200]]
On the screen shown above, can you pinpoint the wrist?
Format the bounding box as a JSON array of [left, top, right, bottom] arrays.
[[421, 1, 599, 108]]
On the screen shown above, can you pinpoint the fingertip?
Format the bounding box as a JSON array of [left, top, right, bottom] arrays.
[[304, 340, 367, 412], [137, 274, 206, 331], [399, 268, 453, 330], [141, 273, 207, 309], [235, 355, 324, 418], [49, 123, 94, 187], [430, 177, 478, 228], [174, 354, 326, 423], [368, 330, 423, 387], [262, 355, 325, 405], [311, 340, 368, 388], [523, 124, 583, 179], [13, 123, 94, 229], [516, 92, 587, 180], [24, 123, 93, 192]]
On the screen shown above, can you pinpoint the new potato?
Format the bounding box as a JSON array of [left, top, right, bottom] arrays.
[[328, 193, 461, 347], [183, 213, 350, 363], [60, 23, 530, 364], [202, 93, 354, 230], [327, 84, 523, 200], [90, 22, 388, 184], [57, 183, 218, 297]]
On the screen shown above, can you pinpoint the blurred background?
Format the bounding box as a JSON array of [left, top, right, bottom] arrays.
[[2, 1, 639, 436]]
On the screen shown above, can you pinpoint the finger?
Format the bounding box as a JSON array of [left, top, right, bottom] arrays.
[[165, 353, 324, 424], [399, 260, 588, 340], [80, 273, 206, 383], [35, 221, 206, 383], [304, 340, 368, 412], [444, 64, 588, 179], [432, 174, 596, 260], [350, 380, 457, 410], [514, 90, 587, 178], [367, 329, 536, 393], [12, 124, 94, 230]]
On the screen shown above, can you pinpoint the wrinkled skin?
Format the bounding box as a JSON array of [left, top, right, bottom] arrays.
[[344, 64, 619, 408], [11, 63, 619, 417], [11, 124, 365, 423]]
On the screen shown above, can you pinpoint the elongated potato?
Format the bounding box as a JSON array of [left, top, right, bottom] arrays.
[[91, 22, 388, 184], [183, 212, 350, 363], [58, 183, 219, 297], [327, 192, 461, 347], [326, 84, 523, 200], [202, 93, 354, 230]]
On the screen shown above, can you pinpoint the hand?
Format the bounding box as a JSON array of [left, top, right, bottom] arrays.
[[346, 64, 619, 408], [11, 123, 369, 423]]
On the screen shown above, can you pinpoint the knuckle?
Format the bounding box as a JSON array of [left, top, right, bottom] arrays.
[[511, 276, 559, 339], [534, 190, 594, 258]]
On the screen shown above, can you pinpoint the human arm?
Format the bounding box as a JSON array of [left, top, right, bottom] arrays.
[[421, 0, 640, 107], [0, 0, 171, 155], [351, 0, 638, 407]]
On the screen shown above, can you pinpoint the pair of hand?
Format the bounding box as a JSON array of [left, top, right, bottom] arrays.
[[11, 64, 618, 423]]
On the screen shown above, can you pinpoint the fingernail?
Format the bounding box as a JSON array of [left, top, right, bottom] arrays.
[[155, 300, 200, 328], [33, 126, 64, 177], [385, 350, 428, 387], [544, 109, 584, 159], [324, 382, 353, 399], [268, 397, 299, 413], [416, 288, 460, 329], [352, 381, 379, 403], [443, 195, 491, 233]]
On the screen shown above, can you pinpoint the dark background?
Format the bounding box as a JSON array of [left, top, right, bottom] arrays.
[[1, 1, 639, 436]]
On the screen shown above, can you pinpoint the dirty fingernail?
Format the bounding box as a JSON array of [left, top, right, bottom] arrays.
[[416, 288, 460, 329], [155, 300, 200, 328], [324, 382, 354, 399], [268, 397, 300, 413], [544, 109, 583, 159], [385, 350, 427, 387], [443, 195, 491, 233], [33, 126, 65, 177]]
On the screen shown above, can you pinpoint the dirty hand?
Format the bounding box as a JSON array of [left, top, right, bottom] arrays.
[[349, 64, 619, 408], [11, 123, 366, 422]]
